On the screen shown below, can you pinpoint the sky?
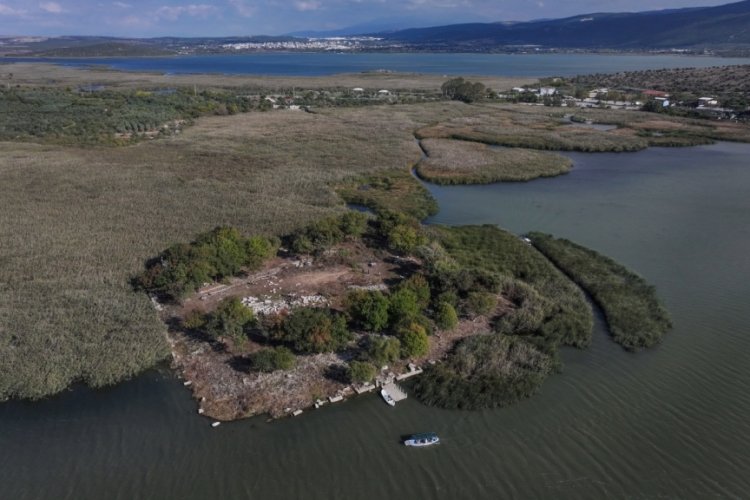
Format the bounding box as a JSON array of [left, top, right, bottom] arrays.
[[0, 0, 736, 37]]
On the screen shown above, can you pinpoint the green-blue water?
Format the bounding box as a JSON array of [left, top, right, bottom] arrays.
[[2, 142, 750, 498], [4, 52, 750, 76]]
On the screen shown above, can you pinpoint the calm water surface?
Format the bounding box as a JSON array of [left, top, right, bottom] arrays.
[[2, 142, 750, 499], [5, 53, 750, 76]]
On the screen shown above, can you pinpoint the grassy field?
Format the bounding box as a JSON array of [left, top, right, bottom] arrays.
[[417, 104, 750, 151], [529, 233, 672, 351], [416, 138, 571, 184]]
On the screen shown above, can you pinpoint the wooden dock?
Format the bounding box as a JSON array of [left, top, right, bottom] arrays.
[[382, 382, 408, 403]]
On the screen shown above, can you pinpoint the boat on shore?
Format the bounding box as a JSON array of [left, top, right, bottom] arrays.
[[404, 433, 440, 447], [380, 388, 396, 406]]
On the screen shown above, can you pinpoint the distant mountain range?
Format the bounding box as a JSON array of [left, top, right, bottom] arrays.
[[378, 0, 750, 50], [2, 0, 750, 56]]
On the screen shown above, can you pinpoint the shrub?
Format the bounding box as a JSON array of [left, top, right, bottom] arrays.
[[363, 335, 401, 367], [388, 287, 421, 325], [348, 360, 377, 384], [441, 77, 486, 103], [287, 212, 369, 255], [374, 211, 427, 254], [248, 346, 296, 372], [339, 211, 369, 238], [397, 274, 431, 309], [182, 309, 207, 330], [397, 322, 429, 358], [282, 308, 352, 353], [345, 290, 390, 332], [205, 297, 255, 342], [463, 291, 497, 317], [435, 302, 459, 330], [138, 227, 277, 301]]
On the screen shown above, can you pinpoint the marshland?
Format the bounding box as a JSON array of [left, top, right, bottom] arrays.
[[2, 58, 750, 500]]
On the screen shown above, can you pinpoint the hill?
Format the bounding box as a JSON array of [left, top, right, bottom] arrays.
[[381, 1, 750, 51]]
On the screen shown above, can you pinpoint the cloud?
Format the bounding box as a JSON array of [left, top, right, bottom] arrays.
[[39, 1, 64, 13], [0, 3, 26, 16], [113, 1, 132, 8], [228, 0, 255, 17], [294, 0, 321, 11], [155, 4, 219, 21]]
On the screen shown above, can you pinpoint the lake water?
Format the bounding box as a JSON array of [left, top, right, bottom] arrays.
[[5, 52, 750, 77], [2, 141, 750, 499]]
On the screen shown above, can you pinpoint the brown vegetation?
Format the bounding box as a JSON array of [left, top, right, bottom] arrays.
[[416, 138, 571, 184]]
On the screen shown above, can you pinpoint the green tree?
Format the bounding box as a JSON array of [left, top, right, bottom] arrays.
[[397, 322, 430, 358], [348, 360, 377, 384], [397, 274, 431, 309], [206, 297, 255, 342], [339, 211, 369, 238], [248, 346, 296, 372], [245, 235, 277, 269], [441, 77, 486, 103], [388, 288, 421, 324], [387, 224, 427, 254], [282, 308, 352, 353], [435, 302, 459, 330], [364, 335, 401, 367], [345, 290, 390, 332]]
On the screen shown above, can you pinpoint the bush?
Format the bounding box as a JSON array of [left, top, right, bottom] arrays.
[[339, 211, 369, 238], [388, 287, 421, 325], [348, 360, 377, 384], [397, 274, 431, 309], [282, 308, 352, 353], [441, 77, 486, 103], [248, 346, 296, 372], [345, 290, 390, 332], [287, 212, 369, 255], [435, 302, 458, 330], [363, 335, 401, 367], [463, 291, 497, 317], [374, 211, 427, 254], [205, 297, 255, 342], [397, 322, 429, 358], [182, 309, 207, 330], [138, 227, 278, 300]]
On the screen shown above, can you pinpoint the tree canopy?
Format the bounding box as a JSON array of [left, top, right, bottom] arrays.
[[441, 78, 486, 103]]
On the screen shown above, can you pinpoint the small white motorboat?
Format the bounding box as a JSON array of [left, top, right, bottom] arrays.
[[380, 388, 396, 406], [404, 433, 440, 447]]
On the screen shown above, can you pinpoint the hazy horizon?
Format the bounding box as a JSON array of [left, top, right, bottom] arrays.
[[0, 0, 737, 38]]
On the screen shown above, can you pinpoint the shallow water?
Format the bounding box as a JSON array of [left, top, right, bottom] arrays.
[[5, 53, 750, 77], [2, 142, 750, 499]]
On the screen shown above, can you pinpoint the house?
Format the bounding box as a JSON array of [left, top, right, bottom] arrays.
[[352, 87, 364, 93], [654, 97, 671, 107], [512, 87, 528, 93], [539, 87, 557, 96], [378, 89, 390, 95], [698, 97, 719, 107], [588, 88, 609, 98]]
